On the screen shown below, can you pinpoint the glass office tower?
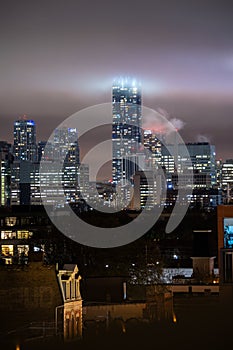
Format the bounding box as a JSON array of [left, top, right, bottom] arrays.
[[112, 78, 142, 185], [13, 119, 37, 162]]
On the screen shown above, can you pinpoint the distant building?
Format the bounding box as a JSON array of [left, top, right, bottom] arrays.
[[112, 78, 142, 185], [161, 142, 216, 188], [221, 159, 233, 203], [164, 187, 221, 209], [52, 127, 79, 163], [215, 159, 222, 188], [186, 143, 216, 186], [0, 141, 12, 206], [157, 142, 218, 207], [10, 123, 86, 206], [143, 130, 162, 169], [78, 163, 90, 200], [37, 140, 46, 162], [10, 160, 32, 205], [13, 119, 37, 162], [132, 170, 162, 209]]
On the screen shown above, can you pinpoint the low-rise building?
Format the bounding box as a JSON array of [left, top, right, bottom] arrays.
[[0, 261, 82, 345]]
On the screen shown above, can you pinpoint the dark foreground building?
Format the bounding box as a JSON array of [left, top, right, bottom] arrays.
[[0, 261, 82, 347]]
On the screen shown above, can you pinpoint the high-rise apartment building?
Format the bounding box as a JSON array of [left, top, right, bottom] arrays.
[[112, 78, 142, 185], [41, 127, 80, 205], [11, 123, 82, 206], [13, 119, 37, 162]]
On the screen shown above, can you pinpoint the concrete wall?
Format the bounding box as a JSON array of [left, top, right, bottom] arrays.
[[170, 285, 219, 293], [83, 303, 146, 322]]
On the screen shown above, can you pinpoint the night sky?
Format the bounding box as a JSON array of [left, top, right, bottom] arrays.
[[1, 0, 233, 161]]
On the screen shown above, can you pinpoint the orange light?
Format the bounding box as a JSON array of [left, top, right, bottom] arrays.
[[122, 324, 126, 333]]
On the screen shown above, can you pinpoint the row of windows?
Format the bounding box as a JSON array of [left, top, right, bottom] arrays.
[[1, 230, 33, 240]]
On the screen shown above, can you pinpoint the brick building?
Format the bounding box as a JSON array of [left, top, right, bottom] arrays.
[[0, 262, 82, 345]]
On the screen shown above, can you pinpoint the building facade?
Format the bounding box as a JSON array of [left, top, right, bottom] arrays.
[[0, 142, 12, 206], [217, 205, 233, 310], [13, 119, 37, 162], [112, 78, 142, 185], [161, 142, 216, 188], [143, 130, 162, 169], [221, 159, 233, 203]]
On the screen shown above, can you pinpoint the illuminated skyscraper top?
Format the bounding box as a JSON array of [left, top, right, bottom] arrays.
[[13, 118, 37, 162], [112, 78, 142, 184]]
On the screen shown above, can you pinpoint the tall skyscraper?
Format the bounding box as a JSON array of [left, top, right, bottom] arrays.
[[13, 118, 37, 162], [38, 127, 82, 206], [112, 78, 142, 185]]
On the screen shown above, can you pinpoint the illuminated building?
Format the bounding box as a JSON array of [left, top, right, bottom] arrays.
[[143, 130, 162, 169], [12, 118, 37, 204], [38, 127, 81, 205], [0, 142, 12, 206], [149, 142, 219, 207], [187, 142, 216, 186], [13, 119, 37, 162], [37, 140, 54, 162], [132, 170, 159, 209], [38, 133, 85, 205], [37, 161, 87, 206], [11, 125, 82, 206], [11, 160, 83, 206], [161, 142, 216, 188], [52, 127, 80, 163], [215, 159, 222, 188], [221, 159, 233, 203], [77, 163, 90, 200], [0, 214, 33, 264], [112, 78, 142, 185]]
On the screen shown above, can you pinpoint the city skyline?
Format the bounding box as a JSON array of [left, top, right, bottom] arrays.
[[0, 104, 232, 167], [1, 113, 228, 209], [0, 1, 233, 161], [1, 2, 233, 345]]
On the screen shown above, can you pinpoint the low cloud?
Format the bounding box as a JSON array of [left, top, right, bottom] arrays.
[[169, 117, 186, 131], [143, 107, 185, 135], [196, 134, 211, 143]]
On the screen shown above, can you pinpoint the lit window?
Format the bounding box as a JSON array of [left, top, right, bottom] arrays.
[[5, 217, 17, 227], [1, 231, 17, 239], [1, 245, 14, 256]]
